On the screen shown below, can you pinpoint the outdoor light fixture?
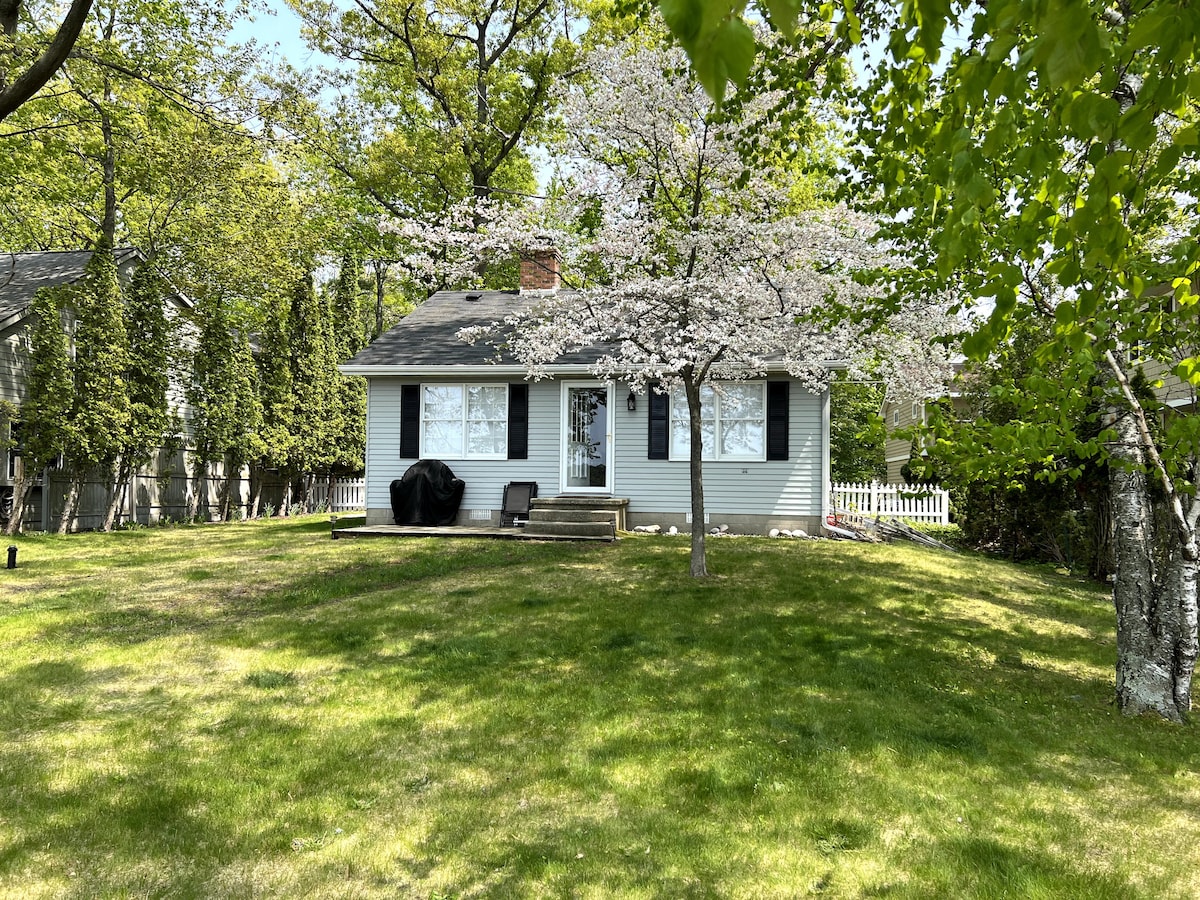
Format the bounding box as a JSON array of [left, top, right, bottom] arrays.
[[627, 390, 637, 412]]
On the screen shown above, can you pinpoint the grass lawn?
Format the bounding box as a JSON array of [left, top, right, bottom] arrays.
[[2, 517, 1199, 898]]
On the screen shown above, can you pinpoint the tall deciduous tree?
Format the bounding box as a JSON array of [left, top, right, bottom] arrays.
[[0, 0, 94, 121], [283, 0, 584, 237], [846, 1, 1200, 722]]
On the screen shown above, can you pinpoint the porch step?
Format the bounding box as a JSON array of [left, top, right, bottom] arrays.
[[523, 519, 616, 541], [521, 496, 628, 542], [527, 507, 613, 525], [531, 496, 629, 531]]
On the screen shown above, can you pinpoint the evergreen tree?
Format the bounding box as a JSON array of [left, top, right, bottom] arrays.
[[331, 252, 367, 478], [251, 293, 295, 516], [288, 271, 337, 509], [3, 286, 74, 535], [102, 261, 175, 529], [60, 244, 130, 533], [830, 380, 887, 484], [186, 294, 240, 520], [222, 329, 264, 520]]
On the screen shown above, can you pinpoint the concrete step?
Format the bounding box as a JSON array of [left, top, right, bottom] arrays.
[[531, 496, 629, 531], [527, 507, 615, 525], [524, 520, 616, 541]]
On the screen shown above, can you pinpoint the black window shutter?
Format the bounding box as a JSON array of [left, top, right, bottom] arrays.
[[508, 383, 529, 459], [647, 383, 669, 460], [766, 381, 789, 461], [400, 384, 420, 458]]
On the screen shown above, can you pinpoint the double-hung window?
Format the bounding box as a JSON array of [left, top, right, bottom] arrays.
[[421, 384, 508, 459], [669, 384, 766, 461]]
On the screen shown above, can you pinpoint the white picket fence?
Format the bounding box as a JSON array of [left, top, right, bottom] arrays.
[[830, 481, 950, 524], [310, 477, 366, 513]]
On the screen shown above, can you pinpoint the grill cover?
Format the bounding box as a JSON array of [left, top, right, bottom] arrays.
[[390, 459, 466, 526]]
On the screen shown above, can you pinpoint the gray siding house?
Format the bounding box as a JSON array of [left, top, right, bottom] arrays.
[[1, 249, 200, 530], [341, 259, 831, 534]]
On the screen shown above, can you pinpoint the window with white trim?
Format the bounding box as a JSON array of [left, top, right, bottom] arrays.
[[670, 384, 765, 461], [421, 384, 508, 459]]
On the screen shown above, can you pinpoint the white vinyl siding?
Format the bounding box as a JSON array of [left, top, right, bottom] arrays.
[[613, 383, 824, 518], [364, 376, 561, 518], [362, 375, 827, 525]]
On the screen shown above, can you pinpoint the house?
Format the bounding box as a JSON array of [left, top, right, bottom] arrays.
[[339, 251, 832, 534], [880, 362, 970, 483], [1, 249, 201, 530]]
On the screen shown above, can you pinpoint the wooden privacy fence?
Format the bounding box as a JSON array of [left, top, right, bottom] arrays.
[[310, 478, 366, 513], [830, 481, 950, 525]]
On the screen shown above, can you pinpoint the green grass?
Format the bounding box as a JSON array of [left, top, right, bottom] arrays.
[[1, 517, 1198, 898]]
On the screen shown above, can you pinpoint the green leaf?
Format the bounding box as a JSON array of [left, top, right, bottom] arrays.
[[692, 17, 757, 103], [1054, 300, 1077, 326], [1037, 0, 1105, 89], [659, 0, 706, 44], [760, 0, 800, 35]]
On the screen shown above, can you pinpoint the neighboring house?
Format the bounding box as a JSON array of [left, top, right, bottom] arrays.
[[340, 252, 832, 534], [1147, 359, 1198, 412], [1140, 284, 1199, 414], [0, 249, 201, 530], [880, 364, 970, 483]]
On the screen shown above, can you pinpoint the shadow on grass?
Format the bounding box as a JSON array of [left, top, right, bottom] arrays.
[[3, 532, 1195, 896]]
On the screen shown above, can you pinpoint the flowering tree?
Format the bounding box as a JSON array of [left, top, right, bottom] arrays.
[[392, 37, 953, 576]]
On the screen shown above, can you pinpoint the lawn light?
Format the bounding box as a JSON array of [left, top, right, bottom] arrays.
[[627, 390, 637, 412], [6, 546, 15, 569]]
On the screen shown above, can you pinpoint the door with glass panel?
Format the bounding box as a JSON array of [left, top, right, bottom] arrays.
[[562, 384, 612, 492]]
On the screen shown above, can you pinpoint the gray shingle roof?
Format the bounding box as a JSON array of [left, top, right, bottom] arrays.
[[0, 249, 143, 326], [345, 288, 606, 369]]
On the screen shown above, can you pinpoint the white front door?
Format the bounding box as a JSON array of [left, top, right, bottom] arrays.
[[561, 383, 613, 494]]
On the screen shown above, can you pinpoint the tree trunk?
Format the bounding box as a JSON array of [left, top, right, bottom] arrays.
[[57, 473, 81, 534], [3, 466, 31, 535], [372, 261, 386, 339], [188, 454, 205, 521], [217, 458, 232, 522], [248, 467, 262, 519], [101, 459, 130, 532], [1109, 411, 1198, 722], [684, 377, 708, 577]]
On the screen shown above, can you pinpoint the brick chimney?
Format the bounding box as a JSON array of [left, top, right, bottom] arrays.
[[519, 246, 561, 293]]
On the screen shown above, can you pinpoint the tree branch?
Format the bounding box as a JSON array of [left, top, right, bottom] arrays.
[[0, 0, 95, 122]]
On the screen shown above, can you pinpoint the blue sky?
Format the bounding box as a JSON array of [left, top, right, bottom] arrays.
[[227, 0, 339, 72]]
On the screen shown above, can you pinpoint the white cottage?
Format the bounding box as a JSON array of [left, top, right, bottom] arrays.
[[339, 254, 831, 536]]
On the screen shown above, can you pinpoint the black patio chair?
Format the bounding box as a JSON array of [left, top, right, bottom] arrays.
[[501, 481, 538, 527]]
